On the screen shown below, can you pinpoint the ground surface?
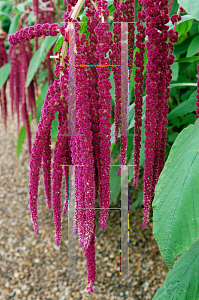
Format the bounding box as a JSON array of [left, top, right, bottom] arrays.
[[0, 90, 169, 299]]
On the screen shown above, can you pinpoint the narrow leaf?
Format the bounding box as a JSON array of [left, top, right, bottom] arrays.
[[26, 48, 42, 88], [0, 63, 10, 90], [16, 126, 26, 157], [8, 13, 23, 35], [40, 35, 59, 62]]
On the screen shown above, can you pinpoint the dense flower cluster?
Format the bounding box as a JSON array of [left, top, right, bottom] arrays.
[[9, 27, 37, 157], [8, 23, 59, 45], [136, 0, 182, 228], [111, 0, 122, 146], [94, 5, 112, 231], [125, 0, 135, 79], [0, 37, 8, 132], [133, 5, 146, 187]]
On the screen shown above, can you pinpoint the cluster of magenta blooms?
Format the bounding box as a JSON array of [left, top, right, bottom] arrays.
[[6, 0, 199, 294], [2, 0, 55, 157], [0, 34, 8, 132]]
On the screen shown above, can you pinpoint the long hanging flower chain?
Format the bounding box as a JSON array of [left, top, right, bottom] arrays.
[[94, 0, 112, 230], [133, 3, 146, 187], [7, 0, 188, 293]]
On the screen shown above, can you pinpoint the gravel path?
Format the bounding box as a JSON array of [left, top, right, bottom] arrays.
[[0, 89, 169, 300]]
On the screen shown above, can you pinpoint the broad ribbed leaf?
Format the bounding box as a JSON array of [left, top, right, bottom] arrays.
[[153, 239, 199, 299], [153, 119, 199, 268]]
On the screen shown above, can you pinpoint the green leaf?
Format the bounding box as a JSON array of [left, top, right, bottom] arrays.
[[41, 81, 48, 100], [167, 15, 195, 32], [153, 119, 199, 269], [26, 48, 42, 88], [175, 56, 199, 63], [37, 69, 48, 84], [51, 111, 58, 138], [128, 150, 134, 183], [109, 70, 115, 104], [177, 0, 199, 21], [0, 1, 8, 10], [108, 4, 115, 16], [16, 126, 26, 157], [129, 190, 143, 210], [36, 82, 48, 124], [170, 62, 179, 81], [187, 35, 199, 57], [0, 11, 11, 20], [36, 99, 44, 125], [175, 18, 193, 37], [53, 34, 63, 55], [110, 161, 121, 204], [153, 239, 199, 299], [169, 83, 197, 89], [40, 35, 59, 62], [8, 13, 22, 35], [79, 7, 88, 20], [0, 63, 10, 89], [80, 15, 88, 35], [36, 94, 42, 105], [168, 90, 197, 119]]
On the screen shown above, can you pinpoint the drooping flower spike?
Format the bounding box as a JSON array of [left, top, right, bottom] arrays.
[[0, 37, 8, 132], [133, 5, 146, 187], [8, 23, 59, 46]]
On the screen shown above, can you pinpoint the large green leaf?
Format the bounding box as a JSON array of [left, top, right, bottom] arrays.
[[153, 119, 199, 269], [178, 0, 199, 21], [0, 63, 10, 89], [153, 239, 199, 299], [26, 48, 42, 88], [168, 90, 197, 120]]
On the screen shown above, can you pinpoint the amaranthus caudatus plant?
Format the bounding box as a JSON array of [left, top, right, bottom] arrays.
[[6, 0, 199, 296]]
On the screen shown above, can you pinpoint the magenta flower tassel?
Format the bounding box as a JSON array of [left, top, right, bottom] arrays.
[[94, 18, 112, 230], [85, 215, 96, 293], [133, 6, 146, 187]]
